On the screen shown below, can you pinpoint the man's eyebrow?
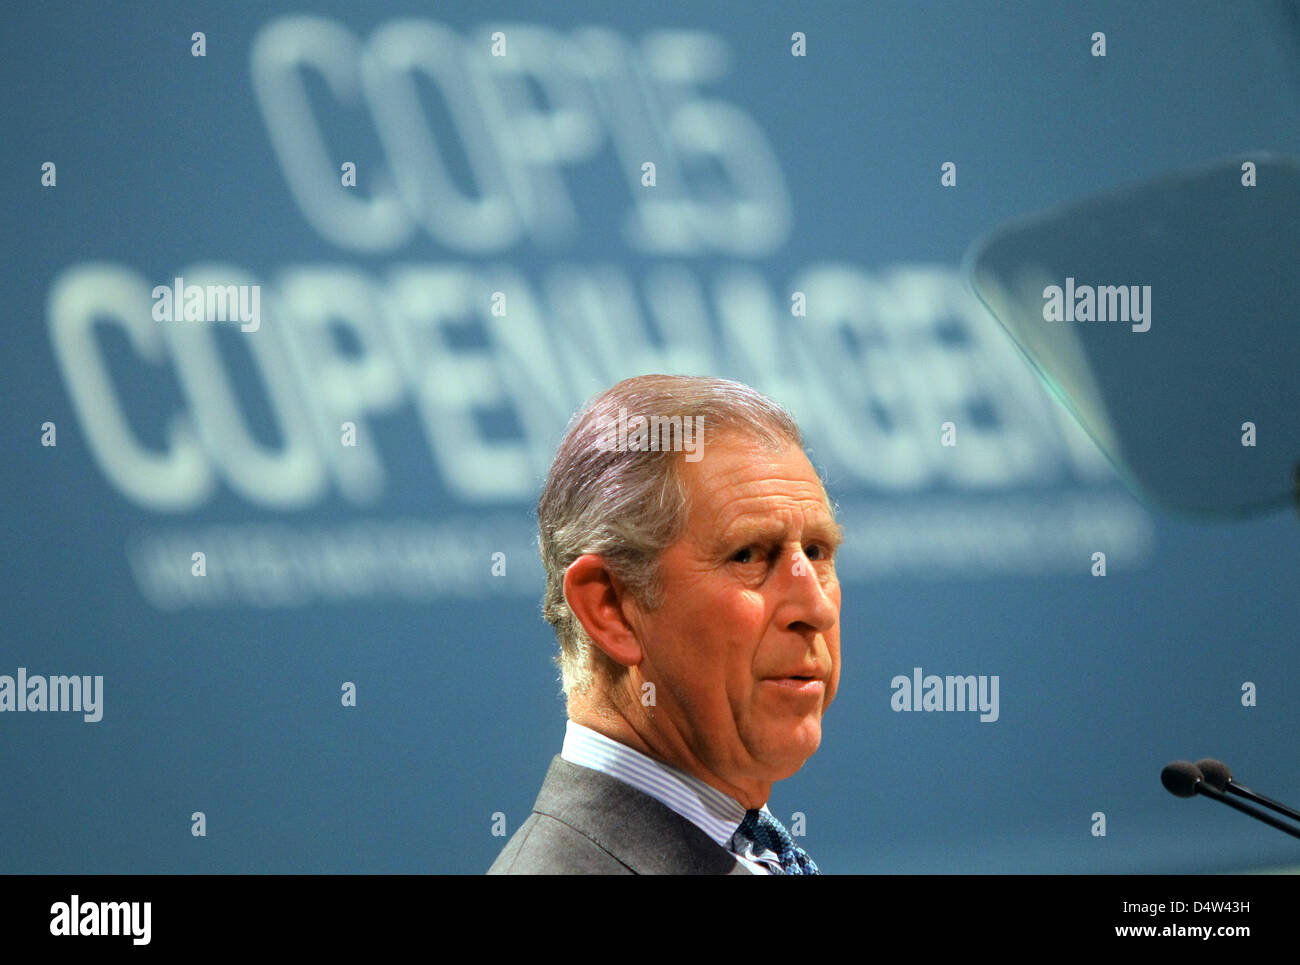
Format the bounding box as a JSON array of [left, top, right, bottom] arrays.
[[809, 516, 845, 551], [820, 518, 846, 550], [715, 515, 845, 551]]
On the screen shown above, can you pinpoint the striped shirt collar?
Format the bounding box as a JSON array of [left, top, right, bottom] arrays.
[[561, 719, 779, 873]]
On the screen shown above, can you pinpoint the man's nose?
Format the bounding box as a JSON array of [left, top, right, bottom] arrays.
[[775, 548, 838, 634]]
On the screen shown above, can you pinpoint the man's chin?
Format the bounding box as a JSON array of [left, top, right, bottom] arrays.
[[755, 725, 823, 780]]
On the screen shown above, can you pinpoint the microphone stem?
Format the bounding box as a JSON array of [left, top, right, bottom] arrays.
[[1226, 783, 1300, 824], [1198, 784, 1300, 840]]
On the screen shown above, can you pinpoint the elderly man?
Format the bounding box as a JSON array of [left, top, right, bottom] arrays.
[[488, 374, 843, 874]]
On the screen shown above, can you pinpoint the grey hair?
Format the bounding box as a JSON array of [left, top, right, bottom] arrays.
[[537, 374, 805, 697]]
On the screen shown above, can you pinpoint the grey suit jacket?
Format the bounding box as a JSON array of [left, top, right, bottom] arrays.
[[487, 756, 753, 874]]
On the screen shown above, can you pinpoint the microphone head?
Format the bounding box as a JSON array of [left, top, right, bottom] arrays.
[[1161, 760, 1204, 798], [1196, 758, 1233, 791]]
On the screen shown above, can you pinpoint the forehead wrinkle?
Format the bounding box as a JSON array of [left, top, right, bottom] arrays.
[[677, 441, 839, 548]]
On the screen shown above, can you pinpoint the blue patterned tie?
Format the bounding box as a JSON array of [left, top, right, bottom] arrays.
[[732, 809, 821, 875]]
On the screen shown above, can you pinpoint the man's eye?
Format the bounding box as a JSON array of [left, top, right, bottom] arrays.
[[732, 547, 761, 564]]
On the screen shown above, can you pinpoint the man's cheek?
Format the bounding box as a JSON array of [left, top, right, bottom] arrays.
[[825, 667, 841, 709]]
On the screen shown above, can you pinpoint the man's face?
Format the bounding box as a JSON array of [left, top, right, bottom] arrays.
[[625, 433, 843, 795]]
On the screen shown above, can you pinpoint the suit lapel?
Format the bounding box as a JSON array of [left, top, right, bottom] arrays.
[[533, 756, 753, 875]]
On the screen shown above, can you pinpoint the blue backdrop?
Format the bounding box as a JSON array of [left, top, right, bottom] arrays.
[[3, 0, 1299, 873]]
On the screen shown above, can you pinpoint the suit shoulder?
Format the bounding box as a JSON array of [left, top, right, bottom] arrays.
[[487, 811, 634, 875]]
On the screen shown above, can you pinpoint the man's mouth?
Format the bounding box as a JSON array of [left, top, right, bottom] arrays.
[[763, 675, 826, 695]]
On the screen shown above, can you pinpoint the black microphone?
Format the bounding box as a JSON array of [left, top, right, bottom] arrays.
[[1195, 757, 1300, 824], [1161, 760, 1300, 840]]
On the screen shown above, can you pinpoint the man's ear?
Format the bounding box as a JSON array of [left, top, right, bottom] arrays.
[[563, 555, 645, 667]]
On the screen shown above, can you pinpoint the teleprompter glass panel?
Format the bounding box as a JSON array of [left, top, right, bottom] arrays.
[[965, 155, 1300, 519]]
